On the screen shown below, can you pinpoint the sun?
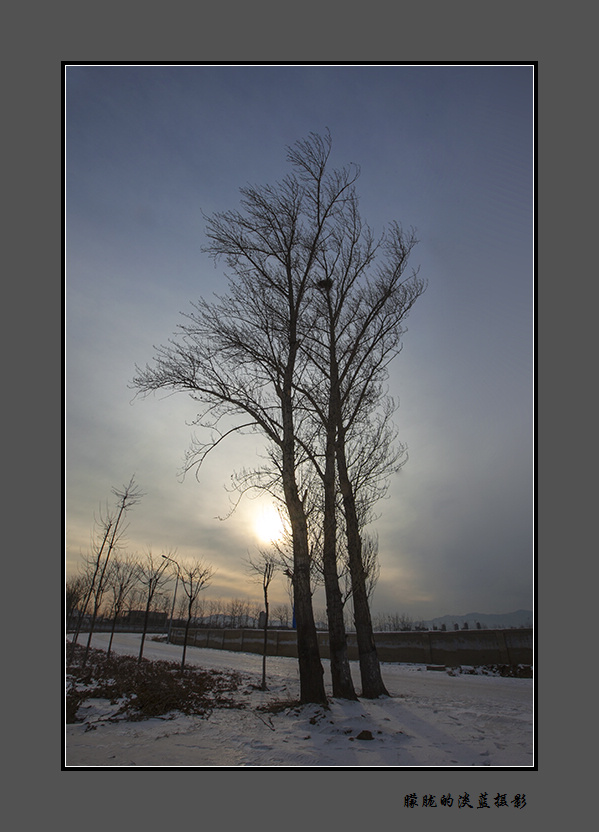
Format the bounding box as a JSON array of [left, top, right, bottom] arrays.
[[254, 504, 285, 544]]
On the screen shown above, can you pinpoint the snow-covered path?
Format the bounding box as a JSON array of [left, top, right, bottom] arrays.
[[65, 633, 534, 768]]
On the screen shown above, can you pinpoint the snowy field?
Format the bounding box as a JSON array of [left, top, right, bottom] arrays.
[[65, 632, 534, 769]]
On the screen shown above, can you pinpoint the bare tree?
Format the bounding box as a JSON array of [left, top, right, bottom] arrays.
[[207, 597, 222, 627], [153, 590, 172, 632], [227, 597, 246, 629], [66, 574, 88, 632], [68, 512, 113, 658], [176, 594, 188, 626], [177, 558, 215, 671], [193, 597, 207, 626], [230, 134, 421, 698], [297, 185, 424, 697], [132, 134, 364, 704], [246, 549, 277, 690], [136, 550, 171, 662], [68, 476, 144, 664], [132, 131, 424, 702], [104, 553, 140, 657], [273, 604, 290, 628], [81, 478, 144, 667]]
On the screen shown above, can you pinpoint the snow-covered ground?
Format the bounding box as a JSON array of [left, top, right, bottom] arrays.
[[65, 632, 534, 769]]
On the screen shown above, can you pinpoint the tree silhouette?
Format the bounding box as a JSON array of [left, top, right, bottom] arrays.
[[133, 131, 424, 701]]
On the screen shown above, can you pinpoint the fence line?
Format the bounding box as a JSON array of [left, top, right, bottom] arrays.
[[167, 627, 533, 666]]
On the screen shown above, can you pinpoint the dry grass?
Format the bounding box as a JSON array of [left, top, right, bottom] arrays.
[[66, 643, 243, 723]]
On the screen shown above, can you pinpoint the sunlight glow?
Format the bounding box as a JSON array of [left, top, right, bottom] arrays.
[[254, 504, 285, 544]]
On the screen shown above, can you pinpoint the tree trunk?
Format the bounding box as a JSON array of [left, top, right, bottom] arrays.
[[107, 610, 118, 657], [138, 599, 151, 663], [82, 597, 103, 668], [284, 485, 327, 704], [322, 420, 358, 700], [336, 437, 389, 698], [181, 617, 191, 671], [261, 591, 269, 690], [281, 331, 327, 705]]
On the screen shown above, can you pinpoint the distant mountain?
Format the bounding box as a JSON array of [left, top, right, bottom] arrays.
[[425, 610, 533, 630]]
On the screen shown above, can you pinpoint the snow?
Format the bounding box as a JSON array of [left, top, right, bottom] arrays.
[[65, 632, 534, 769]]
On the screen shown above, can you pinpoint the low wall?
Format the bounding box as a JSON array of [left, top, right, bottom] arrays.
[[169, 627, 533, 666]]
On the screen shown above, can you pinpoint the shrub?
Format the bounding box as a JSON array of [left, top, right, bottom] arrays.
[[66, 643, 242, 723]]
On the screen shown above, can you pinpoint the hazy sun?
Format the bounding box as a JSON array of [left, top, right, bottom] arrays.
[[254, 504, 285, 544]]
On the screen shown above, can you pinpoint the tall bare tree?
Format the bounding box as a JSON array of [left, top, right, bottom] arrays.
[[132, 131, 424, 701], [133, 134, 363, 704], [298, 198, 424, 696]]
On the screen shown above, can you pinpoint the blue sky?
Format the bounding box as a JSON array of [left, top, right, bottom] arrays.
[[65, 64, 534, 620]]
